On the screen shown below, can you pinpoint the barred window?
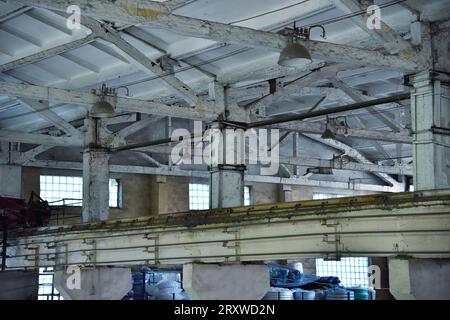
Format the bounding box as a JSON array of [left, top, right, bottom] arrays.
[[189, 184, 251, 210], [189, 184, 209, 210], [316, 257, 369, 287], [244, 186, 252, 206], [38, 267, 63, 300], [40, 175, 121, 208]]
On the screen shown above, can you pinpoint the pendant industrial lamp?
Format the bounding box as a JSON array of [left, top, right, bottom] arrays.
[[90, 84, 129, 118], [321, 115, 336, 139], [278, 24, 326, 67]]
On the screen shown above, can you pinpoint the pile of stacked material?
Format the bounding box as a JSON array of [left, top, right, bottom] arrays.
[[347, 287, 376, 300], [324, 288, 355, 300], [263, 287, 294, 300], [123, 267, 152, 300], [268, 263, 320, 288], [292, 289, 316, 300], [147, 280, 190, 300]]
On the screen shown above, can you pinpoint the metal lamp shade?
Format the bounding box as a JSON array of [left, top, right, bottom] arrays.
[[91, 100, 115, 118], [278, 42, 312, 67], [321, 127, 336, 139]]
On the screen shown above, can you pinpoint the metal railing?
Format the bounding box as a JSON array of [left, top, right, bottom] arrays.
[[47, 198, 83, 225]]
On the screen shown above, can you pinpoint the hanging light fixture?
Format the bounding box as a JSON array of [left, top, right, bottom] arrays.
[[278, 43, 311, 67], [90, 84, 129, 118], [278, 24, 326, 67], [91, 99, 115, 118], [91, 84, 114, 118], [321, 115, 336, 139]]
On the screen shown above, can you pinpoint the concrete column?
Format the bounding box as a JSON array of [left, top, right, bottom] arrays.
[[183, 263, 269, 300], [209, 123, 245, 209], [82, 117, 110, 223], [388, 257, 450, 300], [0, 165, 22, 198], [279, 184, 292, 202], [411, 71, 450, 190], [54, 267, 132, 300], [82, 150, 110, 222]]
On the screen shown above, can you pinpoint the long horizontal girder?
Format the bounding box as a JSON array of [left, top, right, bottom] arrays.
[[18, 0, 422, 71], [4, 189, 450, 269]]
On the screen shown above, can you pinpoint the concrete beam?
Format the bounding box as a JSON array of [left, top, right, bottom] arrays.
[[82, 17, 200, 106], [274, 121, 411, 144], [218, 61, 326, 87], [279, 156, 412, 176], [0, 129, 81, 146], [0, 81, 219, 121], [331, 78, 404, 131], [12, 158, 400, 192], [19, 0, 421, 71], [304, 133, 403, 190], [6, 190, 450, 269], [20, 99, 82, 138], [335, 0, 413, 53], [0, 33, 97, 73], [18, 145, 54, 162]]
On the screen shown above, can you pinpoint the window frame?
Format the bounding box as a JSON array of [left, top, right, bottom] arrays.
[[39, 175, 122, 208], [189, 184, 252, 210], [315, 257, 370, 287]]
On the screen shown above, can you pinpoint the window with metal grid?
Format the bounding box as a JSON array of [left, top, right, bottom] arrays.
[[40, 175, 121, 208], [38, 267, 63, 300], [244, 186, 252, 206], [315, 257, 369, 287], [189, 183, 210, 210], [189, 184, 251, 210]]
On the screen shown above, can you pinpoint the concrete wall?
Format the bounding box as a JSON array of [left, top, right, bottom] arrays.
[[0, 165, 22, 198], [290, 185, 377, 201], [16, 167, 379, 224], [251, 182, 279, 204], [0, 270, 39, 300], [410, 259, 450, 300], [250, 183, 378, 206], [17, 167, 189, 224], [157, 176, 189, 214]]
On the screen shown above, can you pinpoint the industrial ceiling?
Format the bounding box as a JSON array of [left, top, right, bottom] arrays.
[[0, 0, 449, 192]]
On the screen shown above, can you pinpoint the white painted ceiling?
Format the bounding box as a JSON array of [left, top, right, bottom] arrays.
[[0, 0, 449, 182]]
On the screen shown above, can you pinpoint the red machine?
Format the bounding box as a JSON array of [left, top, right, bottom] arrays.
[[0, 192, 51, 229]]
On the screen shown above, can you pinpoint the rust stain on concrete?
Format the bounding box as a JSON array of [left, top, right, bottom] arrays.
[[122, 5, 162, 20]]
